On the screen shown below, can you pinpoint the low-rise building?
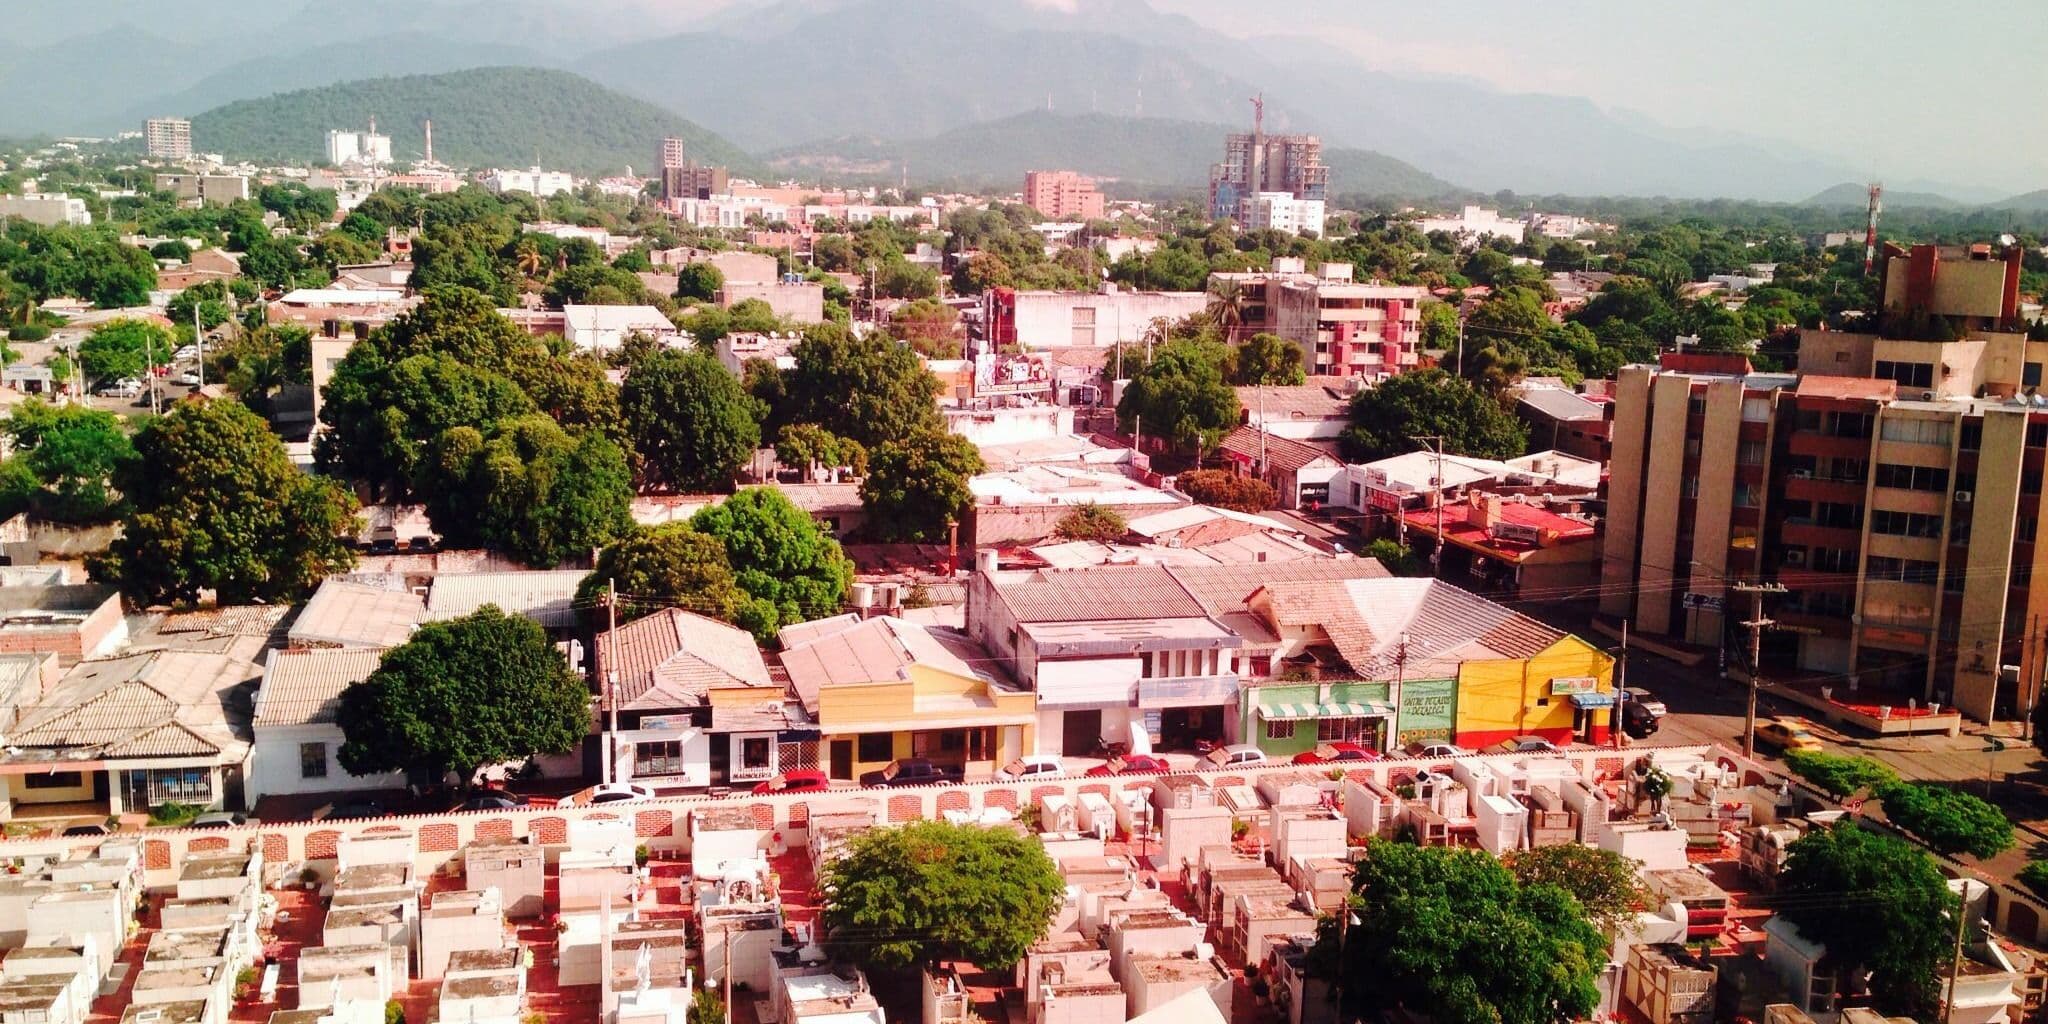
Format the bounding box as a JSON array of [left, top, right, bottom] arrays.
[[1209, 260, 1428, 379], [483, 168, 575, 197], [0, 195, 90, 227], [1397, 492, 1601, 600], [249, 648, 403, 804], [1516, 385, 1612, 463], [563, 305, 683, 352], [1417, 206, 1526, 246], [980, 286, 1207, 351], [595, 608, 785, 790], [718, 281, 825, 324], [1214, 427, 1344, 510], [153, 174, 249, 205]]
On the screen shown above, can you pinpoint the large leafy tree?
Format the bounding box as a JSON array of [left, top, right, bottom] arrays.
[[1778, 823, 1957, 1017], [1176, 468, 1275, 513], [820, 822, 1065, 972], [690, 488, 853, 636], [620, 349, 759, 492], [336, 607, 590, 788], [90, 399, 358, 605], [1340, 368, 1527, 464], [78, 318, 172, 383], [1116, 338, 1241, 457], [1334, 839, 1603, 1024], [674, 263, 723, 302], [1874, 781, 2014, 860], [774, 423, 866, 481], [780, 324, 941, 447], [419, 415, 634, 568], [1501, 843, 1651, 932], [0, 401, 135, 522], [577, 524, 749, 626], [1227, 332, 1307, 386], [860, 430, 983, 543]]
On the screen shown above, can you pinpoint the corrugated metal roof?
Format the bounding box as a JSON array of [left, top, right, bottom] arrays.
[[254, 648, 383, 728], [426, 571, 585, 628], [597, 608, 772, 711], [290, 580, 424, 649], [1517, 387, 1606, 422], [1256, 577, 1565, 679], [995, 566, 1206, 623], [778, 616, 1005, 713]]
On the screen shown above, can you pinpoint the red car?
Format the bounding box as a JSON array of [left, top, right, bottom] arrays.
[[752, 770, 831, 795], [1292, 742, 1384, 765], [1085, 754, 1172, 777]]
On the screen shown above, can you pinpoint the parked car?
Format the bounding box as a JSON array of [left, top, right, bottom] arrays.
[[96, 379, 142, 398], [1084, 754, 1172, 777], [172, 345, 199, 362], [1405, 742, 1473, 759], [1755, 717, 1824, 754], [858, 758, 960, 788], [1292, 742, 1383, 765], [1623, 687, 1668, 718], [752, 770, 831, 795], [1489, 736, 1562, 755], [564, 782, 659, 807], [455, 790, 529, 812], [187, 812, 246, 829], [999, 755, 1065, 780], [1622, 700, 1660, 739], [319, 800, 387, 821], [173, 371, 201, 386], [1204, 744, 1268, 769], [62, 823, 111, 837], [405, 536, 437, 553]]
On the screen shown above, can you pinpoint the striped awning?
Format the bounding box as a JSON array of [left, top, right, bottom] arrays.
[[1569, 691, 1617, 709], [1259, 700, 1395, 721]]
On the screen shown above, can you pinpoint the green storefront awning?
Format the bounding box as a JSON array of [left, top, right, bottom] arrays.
[[1260, 700, 1396, 721]]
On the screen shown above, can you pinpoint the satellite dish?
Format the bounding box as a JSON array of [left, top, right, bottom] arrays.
[[2000, 234, 2017, 247]]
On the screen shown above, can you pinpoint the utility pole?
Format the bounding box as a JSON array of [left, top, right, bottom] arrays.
[[1943, 893, 1967, 1024], [603, 577, 619, 785], [193, 301, 204, 390], [1613, 620, 1628, 751], [1732, 580, 1787, 757], [1412, 435, 1446, 577]]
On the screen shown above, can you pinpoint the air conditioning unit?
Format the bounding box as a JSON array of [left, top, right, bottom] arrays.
[[1783, 550, 1806, 566], [1955, 491, 1973, 503]]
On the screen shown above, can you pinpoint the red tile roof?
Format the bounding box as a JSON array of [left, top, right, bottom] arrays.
[[1217, 426, 1342, 474], [1402, 499, 1597, 563]]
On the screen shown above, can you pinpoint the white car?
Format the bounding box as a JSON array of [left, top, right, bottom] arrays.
[[1408, 743, 1473, 759], [1204, 744, 1267, 769], [174, 371, 202, 386], [999, 755, 1065, 780], [568, 782, 658, 807], [172, 345, 199, 362], [97, 379, 142, 398], [1623, 688, 1668, 718]]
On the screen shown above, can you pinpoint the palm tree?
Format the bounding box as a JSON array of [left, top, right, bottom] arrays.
[[514, 243, 545, 281], [5, 294, 37, 329], [1206, 279, 1245, 343]]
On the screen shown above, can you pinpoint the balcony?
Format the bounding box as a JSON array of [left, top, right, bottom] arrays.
[[1787, 432, 1873, 461], [1780, 520, 1862, 550], [1137, 674, 1240, 709], [1782, 475, 1866, 505]]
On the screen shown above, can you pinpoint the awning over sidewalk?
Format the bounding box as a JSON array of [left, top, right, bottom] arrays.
[[1569, 692, 1616, 709], [1259, 700, 1395, 721]]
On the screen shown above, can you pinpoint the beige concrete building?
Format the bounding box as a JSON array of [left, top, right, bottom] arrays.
[[1209, 259, 1427, 380]]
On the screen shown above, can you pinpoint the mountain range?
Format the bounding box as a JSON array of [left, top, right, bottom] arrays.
[[2, 0, 2033, 203]]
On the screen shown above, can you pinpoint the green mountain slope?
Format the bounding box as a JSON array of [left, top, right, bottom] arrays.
[[1801, 182, 1965, 210], [764, 111, 1459, 199], [190, 67, 757, 176]]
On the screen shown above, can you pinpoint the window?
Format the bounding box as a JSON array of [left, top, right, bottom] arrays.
[[1265, 719, 1295, 740], [2030, 423, 2048, 449], [857, 733, 892, 762], [2020, 516, 2039, 543], [1866, 557, 1939, 583], [634, 741, 685, 776], [2027, 363, 2043, 388], [740, 736, 772, 771], [1875, 360, 1934, 389], [1733, 483, 1759, 508], [1879, 418, 1952, 446], [1811, 548, 1858, 573], [1318, 717, 1374, 743], [299, 742, 328, 779], [23, 771, 82, 790], [1873, 464, 1949, 492], [1684, 438, 1702, 457], [1741, 397, 1773, 423], [1737, 441, 1767, 465], [1960, 422, 1983, 451], [1682, 476, 1700, 499], [1688, 396, 1708, 416], [1870, 510, 1943, 538], [1815, 502, 1860, 528]]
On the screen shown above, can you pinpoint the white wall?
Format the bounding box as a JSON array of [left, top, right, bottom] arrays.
[[250, 726, 405, 804]]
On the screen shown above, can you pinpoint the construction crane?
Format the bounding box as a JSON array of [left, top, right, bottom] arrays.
[[1863, 183, 1883, 275]]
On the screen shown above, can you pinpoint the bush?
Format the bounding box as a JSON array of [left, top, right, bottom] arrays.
[[2018, 861, 2048, 899], [1177, 468, 1275, 513], [148, 802, 199, 827], [1783, 750, 1897, 799], [7, 324, 50, 342], [1055, 502, 1127, 542], [385, 1000, 406, 1024], [1875, 781, 2015, 860]]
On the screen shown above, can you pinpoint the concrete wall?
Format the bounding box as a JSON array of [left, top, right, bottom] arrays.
[[1600, 367, 1653, 620], [250, 725, 406, 805]]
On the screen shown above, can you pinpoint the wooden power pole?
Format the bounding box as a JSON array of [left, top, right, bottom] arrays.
[[1732, 580, 1788, 758]]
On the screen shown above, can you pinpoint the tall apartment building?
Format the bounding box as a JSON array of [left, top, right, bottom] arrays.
[[1207, 111, 1327, 223], [1022, 170, 1105, 221], [153, 173, 250, 205], [660, 163, 728, 203], [1241, 192, 1325, 237], [1208, 258, 1426, 379], [144, 117, 191, 159], [659, 136, 688, 170], [1601, 243, 2047, 725]]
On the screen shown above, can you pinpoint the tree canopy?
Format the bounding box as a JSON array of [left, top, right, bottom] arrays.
[[1778, 823, 1957, 1017], [336, 607, 591, 788], [774, 424, 866, 480], [577, 524, 749, 626], [90, 398, 357, 605], [0, 401, 135, 523], [1054, 503, 1127, 542], [619, 348, 759, 493], [1340, 368, 1528, 463], [1875, 781, 2014, 860], [820, 821, 1065, 972], [689, 488, 853, 638], [1332, 839, 1603, 1024], [1176, 468, 1275, 513], [417, 414, 634, 568], [78, 318, 172, 383], [860, 430, 983, 542], [1782, 750, 1897, 799], [1115, 338, 1240, 456], [778, 325, 941, 447], [1501, 843, 1650, 932], [1227, 332, 1307, 386]]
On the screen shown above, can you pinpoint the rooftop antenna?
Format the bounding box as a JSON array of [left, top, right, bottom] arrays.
[[1251, 92, 1265, 140], [1863, 183, 1883, 275]]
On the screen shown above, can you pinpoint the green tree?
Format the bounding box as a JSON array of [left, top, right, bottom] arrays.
[[90, 399, 358, 605], [774, 423, 867, 480], [1782, 750, 1897, 799], [674, 263, 723, 302], [619, 349, 759, 492], [1176, 468, 1274, 513], [336, 607, 590, 788], [690, 489, 853, 636], [1874, 781, 2015, 859], [1336, 839, 1603, 1024], [577, 524, 748, 625], [1054, 503, 1127, 542], [1340, 368, 1527, 463], [1116, 339, 1241, 457], [1501, 843, 1651, 933], [860, 430, 983, 542], [1227, 332, 1307, 386], [78, 318, 172, 383], [0, 401, 135, 522], [1363, 537, 1425, 576], [418, 416, 633, 567], [820, 821, 1065, 972], [166, 281, 232, 333], [782, 325, 941, 447], [1778, 823, 1957, 1017]]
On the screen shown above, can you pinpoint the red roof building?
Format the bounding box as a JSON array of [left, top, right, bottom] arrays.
[[1400, 492, 1600, 600]]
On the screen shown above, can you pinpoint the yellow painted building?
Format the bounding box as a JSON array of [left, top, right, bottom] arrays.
[[1452, 634, 1616, 748], [778, 614, 1036, 781]]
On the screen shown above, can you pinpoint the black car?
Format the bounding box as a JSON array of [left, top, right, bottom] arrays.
[[62, 823, 111, 837], [858, 758, 960, 788], [1622, 699, 1659, 738]]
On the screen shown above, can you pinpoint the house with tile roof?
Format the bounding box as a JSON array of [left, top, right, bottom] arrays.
[[1397, 491, 1601, 601], [249, 649, 403, 803], [1215, 426, 1346, 510], [777, 615, 1032, 783], [593, 608, 790, 790]]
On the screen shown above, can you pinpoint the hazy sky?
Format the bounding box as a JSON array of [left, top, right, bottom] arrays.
[[1152, 0, 2048, 193]]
